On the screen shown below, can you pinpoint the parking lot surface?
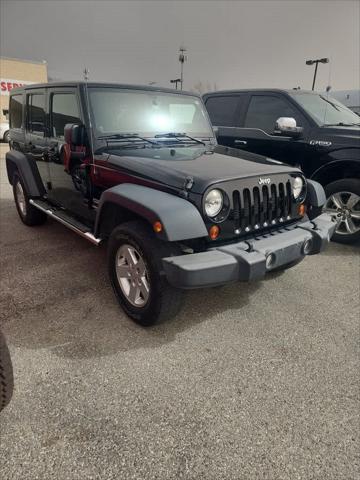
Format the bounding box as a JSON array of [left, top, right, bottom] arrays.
[[0, 143, 359, 480]]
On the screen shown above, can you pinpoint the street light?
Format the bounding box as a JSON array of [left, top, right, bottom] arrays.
[[170, 78, 181, 90], [306, 57, 329, 91], [178, 46, 187, 90]]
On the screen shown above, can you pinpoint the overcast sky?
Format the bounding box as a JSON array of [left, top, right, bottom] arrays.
[[1, 0, 359, 92]]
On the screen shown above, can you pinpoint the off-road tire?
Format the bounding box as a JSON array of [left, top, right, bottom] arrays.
[[12, 173, 47, 226], [325, 178, 360, 244], [108, 220, 183, 326], [0, 330, 14, 412]]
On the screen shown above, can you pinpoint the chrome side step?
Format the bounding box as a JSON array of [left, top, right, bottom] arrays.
[[29, 199, 102, 245]]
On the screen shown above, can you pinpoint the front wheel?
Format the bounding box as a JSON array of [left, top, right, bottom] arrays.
[[324, 178, 360, 244], [108, 221, 183, 326], [3, 131, 10, 143]]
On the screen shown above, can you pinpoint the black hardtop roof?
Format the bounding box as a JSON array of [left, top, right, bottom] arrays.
[[203, 88, 316, 97], [10, 81, 200, 97]]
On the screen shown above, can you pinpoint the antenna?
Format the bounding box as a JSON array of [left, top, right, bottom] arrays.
[[83, 67, 96, 174]]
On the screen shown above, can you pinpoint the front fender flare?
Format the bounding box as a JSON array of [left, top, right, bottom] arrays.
[[95, 183, 208, 241]]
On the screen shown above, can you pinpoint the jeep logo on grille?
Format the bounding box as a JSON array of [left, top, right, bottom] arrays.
[[258, 177, 271, 185]]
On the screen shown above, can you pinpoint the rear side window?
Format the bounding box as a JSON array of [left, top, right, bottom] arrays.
[[9, 95, 23, 129], [205, 95, 241, 127], [27, 93, 46, 136], [50, 93, 81, 138], [245, 95, 301, 133]]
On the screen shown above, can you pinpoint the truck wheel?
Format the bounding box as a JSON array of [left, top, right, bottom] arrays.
[[108, 221, 183, 326], [324, 178, 360, 244], [0, 330, 14, 412], [12, 173, 47, 226]]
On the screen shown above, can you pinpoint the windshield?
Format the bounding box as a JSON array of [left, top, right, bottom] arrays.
[[290, 92, 360, 126], [89, 88, 214, 139]]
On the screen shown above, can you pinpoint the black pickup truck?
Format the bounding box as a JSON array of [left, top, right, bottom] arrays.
[[203, 89, 360, 244], [7, 82, 336, 326]]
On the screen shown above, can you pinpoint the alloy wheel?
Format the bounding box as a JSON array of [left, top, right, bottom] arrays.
[[115, 244, 150, 307], [15, 180, 27, 217], [324, 191, 360, 235]]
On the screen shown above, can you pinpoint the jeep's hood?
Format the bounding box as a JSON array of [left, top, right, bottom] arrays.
[[106, 145, 301, 194]]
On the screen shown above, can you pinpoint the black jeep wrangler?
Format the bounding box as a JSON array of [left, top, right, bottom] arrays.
[[203, 89, 360, 244], [6, 82, 336, 326]]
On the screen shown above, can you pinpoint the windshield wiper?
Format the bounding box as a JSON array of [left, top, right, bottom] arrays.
[[98, 133, 160, 146], [154, 132, 206, 146]]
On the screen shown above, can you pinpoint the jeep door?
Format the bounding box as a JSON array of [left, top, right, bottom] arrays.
[[231, 94, 311, 168], [24, 89, 50, 190], [46, 87, 95, 224]]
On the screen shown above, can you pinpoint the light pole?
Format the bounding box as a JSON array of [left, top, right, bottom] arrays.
[[306, 58, 329, 91], [178, 46, 187, 90]]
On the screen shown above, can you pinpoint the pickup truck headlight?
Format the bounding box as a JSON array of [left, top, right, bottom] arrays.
[[293, 176, 304, 199], [204, 189, 223, 217]]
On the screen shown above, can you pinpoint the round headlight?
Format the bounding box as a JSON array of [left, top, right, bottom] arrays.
[[204, 189, 223, 217], [293, 176, 304, 199]]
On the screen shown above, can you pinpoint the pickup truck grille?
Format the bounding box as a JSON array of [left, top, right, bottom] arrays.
[[231, 181, 297, 232]]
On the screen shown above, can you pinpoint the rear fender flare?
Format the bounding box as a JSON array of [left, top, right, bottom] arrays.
[[5, 150, 45, 197], [95, 184, 208, 242]]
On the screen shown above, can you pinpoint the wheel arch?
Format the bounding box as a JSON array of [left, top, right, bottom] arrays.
[[95, 184, 208, 242], [311, 159, 360, 187], [5, 150, 46, 197]]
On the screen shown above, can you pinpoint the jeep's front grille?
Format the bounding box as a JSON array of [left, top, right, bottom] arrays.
[[231, 181, 297, 232]]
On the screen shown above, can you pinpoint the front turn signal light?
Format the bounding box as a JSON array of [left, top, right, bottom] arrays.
[[209, 225, 220, 240], [153, 221, 163, 233], [298, 204, 306, 216]]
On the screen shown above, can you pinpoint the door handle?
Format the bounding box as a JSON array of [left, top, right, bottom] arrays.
[[234, 139, 247, 145]]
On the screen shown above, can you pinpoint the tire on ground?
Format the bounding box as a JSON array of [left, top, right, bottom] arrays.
[[325, 178, 360, 244], [0, 330, 14, 412], [12, 173, 47, 226], [107, 220, 183, 326]]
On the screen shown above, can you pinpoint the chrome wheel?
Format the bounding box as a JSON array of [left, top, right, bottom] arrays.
[[324, 191, 360, 235], [15, 180, 27, 217], [115, 244, 150, 307]]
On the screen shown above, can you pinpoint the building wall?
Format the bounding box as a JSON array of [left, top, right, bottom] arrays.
[[0, 57, 48, 125]]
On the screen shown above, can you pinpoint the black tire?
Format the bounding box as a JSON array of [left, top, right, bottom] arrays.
[[12, 173, 47, 226], [0, 330, 14, 412], [108, 220, 183, 326], [324, 178, 360, 244], [3, 131, 10, 143]]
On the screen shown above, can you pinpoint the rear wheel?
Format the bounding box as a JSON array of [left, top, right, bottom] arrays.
[[12, 173, 47, 226], [324, 179, 360, 244], [108, 221, 183, 326], [0, 330, 14, 412]]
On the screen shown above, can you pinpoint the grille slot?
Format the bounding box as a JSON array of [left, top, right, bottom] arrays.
[[232, 181, 295, 233]]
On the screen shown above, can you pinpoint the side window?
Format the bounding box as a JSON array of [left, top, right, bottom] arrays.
[[27, 93, 46, 136], [9, 95, 23, 129], [51, 93, 81, 139], [245, 95, 303, 133], [205, 96, 241, 127]]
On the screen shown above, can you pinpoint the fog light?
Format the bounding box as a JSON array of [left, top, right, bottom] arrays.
[[303, 238, 313, 255], [266, 253, 276, 270], [298, 204, 306, 216]]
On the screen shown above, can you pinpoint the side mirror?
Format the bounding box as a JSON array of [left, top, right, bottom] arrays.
[[64, 123, 86, 147], [274, 117, 303, 138]]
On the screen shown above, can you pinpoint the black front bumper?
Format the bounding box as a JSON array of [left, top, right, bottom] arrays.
[[162, 214, 337, 288]]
